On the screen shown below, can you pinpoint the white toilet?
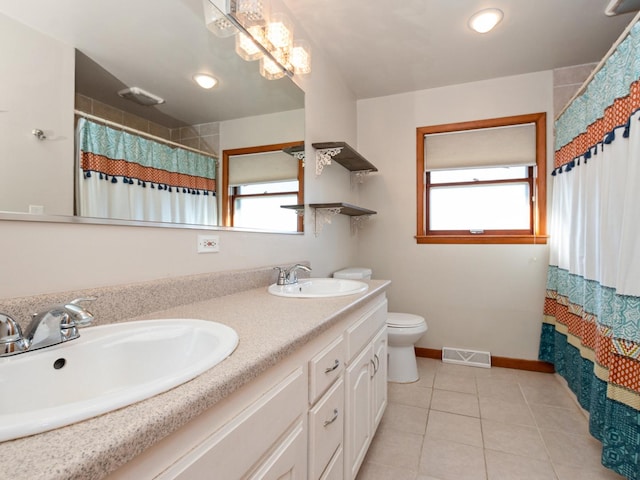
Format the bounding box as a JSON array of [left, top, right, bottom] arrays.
[[333, 267, 428, 383]]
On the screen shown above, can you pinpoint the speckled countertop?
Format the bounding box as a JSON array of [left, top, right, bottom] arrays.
[[0, 279, 389, 480]]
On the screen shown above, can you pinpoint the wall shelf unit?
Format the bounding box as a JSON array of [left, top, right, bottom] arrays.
[[308, 202, 376, 236], [312, 142, 378, 179]]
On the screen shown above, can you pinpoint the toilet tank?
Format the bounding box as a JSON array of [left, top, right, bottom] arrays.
[[333, 267, 372, 280]]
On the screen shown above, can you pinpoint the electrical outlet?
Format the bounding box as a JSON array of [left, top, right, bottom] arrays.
[[197, 235, 220, 253]]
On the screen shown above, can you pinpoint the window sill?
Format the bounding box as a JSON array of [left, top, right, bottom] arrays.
[[415, 234, 548, 245]]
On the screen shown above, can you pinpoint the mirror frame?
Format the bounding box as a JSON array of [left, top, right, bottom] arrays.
[[221, 141, 305, 232]]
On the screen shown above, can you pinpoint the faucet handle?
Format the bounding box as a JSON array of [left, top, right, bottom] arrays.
[[273, 267, 287, 286], [65, 297, 97, 327], [0, 313, 28, 355]]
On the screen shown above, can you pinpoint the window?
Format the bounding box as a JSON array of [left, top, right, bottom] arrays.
[[416, 113, 547, 244], [231, 180, 299, 231], [221, 141, 304, 232]]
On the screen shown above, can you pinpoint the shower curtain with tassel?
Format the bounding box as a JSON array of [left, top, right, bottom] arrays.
[[77, 118, 218, 225], [539, 19, 640, 480]]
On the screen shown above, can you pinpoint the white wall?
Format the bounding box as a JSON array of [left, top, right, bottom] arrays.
[[0, 36, 360, 299], [0, 13, 75, 215], [356, 72, 553, 360]]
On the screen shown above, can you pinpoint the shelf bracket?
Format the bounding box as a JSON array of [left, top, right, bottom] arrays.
[[350, 215, 372, 235], [315, 147, 344, 176], [292, 151, 306, 168], [350, 169, 374, 187], [314, 207, 342, 236]]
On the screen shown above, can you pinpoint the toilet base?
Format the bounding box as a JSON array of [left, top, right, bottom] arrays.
[[387, 345, 419, 383]]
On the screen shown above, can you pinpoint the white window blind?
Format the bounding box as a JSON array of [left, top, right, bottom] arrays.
[[229, 151, 298, 186], [424, 123, 536, 171]]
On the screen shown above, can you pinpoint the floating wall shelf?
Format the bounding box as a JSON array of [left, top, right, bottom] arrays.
[[308, 202, 376, 236], [283, 144, 306, 162], [312, 142, 378, 177]]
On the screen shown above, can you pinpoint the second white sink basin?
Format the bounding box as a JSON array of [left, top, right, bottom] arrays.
[[0, 318, 238, 442], [268, 278, 368, 298]]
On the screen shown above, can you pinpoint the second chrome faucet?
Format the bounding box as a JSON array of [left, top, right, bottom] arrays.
[[274, 264, 312, 286]]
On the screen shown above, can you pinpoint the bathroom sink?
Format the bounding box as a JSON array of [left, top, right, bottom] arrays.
[[0, 318, 238, 442], [268, 278, 368, 298]]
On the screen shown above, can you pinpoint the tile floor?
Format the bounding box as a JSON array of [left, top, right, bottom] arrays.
[[356, 358, 627, 480]]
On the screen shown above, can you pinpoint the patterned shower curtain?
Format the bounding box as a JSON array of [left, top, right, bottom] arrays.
[[539, 20, 640, 480], [77, 118, 218, 225]]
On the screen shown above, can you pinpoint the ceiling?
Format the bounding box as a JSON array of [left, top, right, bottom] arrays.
[[282, 0, 638, 99], [0, 0, 637, 127]]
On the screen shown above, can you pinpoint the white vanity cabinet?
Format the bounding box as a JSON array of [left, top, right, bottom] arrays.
[[108, 293, 388, 480], [308, 334, 346, 480], [158, 368, 307, 479], [344, 300, 388, 480]]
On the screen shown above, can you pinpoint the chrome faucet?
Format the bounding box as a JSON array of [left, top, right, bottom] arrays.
[[0, 297, 96, 357], [274, 264, 312, 285]]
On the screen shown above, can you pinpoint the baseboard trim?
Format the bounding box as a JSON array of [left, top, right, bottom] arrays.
[[415, 347, 555, 373]]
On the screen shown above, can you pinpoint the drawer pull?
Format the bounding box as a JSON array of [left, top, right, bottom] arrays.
[[324, 359, 340, 374], [323, 408, 339, 427], [373, 354, 380, 374]]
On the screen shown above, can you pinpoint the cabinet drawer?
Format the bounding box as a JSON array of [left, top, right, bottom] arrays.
[[308, 377, 345, 480], [320, 446, 343, 480], [309, 335, 345, 404], [163, 368, 306, 480], [345, 299, 387, 363]]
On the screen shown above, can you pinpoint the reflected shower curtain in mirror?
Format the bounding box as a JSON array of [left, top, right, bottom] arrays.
[[539, 20, 640, 480], [77, 118, 218, 225]]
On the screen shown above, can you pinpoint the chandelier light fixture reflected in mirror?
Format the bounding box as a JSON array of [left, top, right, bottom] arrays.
[[203, 0, 311, 79]]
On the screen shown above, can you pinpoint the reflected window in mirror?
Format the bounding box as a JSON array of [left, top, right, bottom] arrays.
[[222, 142, 304, 232]]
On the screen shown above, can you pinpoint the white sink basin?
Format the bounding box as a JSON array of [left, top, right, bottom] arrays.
[[0, 318, 238, 442], [268, 278, 368, 298]]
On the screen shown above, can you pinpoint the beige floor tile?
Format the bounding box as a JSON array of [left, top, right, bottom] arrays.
[[431, 389, 480, 417], [553, 462, 628, 480], [425, 410, 483, 447], [539, 429, 606, 470], [484, 449, 557, 480], [530, 404, 590, 436], [416, 476, 446, 480], [365, 427, 424, 471], [419, 438, 486, 480], [436, 362, 477, 378], [521, 383, 582, 410], [516, 370, 562, 388], [481, 419, 549, 460], [415, 358, 437, 388], [434, 372, 477, 394], [379, 403, 429, 435], [479, 396, 536, 426], [357, 462, 418, 480], [476, 377, 526, 404], [388, 383, 432, 409], [472, 367, 519, 382]]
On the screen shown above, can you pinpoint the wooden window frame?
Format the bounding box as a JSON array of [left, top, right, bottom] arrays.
[[222, 141, 305, 232], [416, 113, 547, 245]]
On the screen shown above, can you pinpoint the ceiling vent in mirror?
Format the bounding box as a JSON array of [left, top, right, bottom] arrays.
[[117, 87, 165, 106], [605, 0, 640, 15]]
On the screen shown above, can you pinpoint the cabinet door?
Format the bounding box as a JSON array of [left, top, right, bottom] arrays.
[[344, 344, 373, 480], [371, 327, 388, 430]]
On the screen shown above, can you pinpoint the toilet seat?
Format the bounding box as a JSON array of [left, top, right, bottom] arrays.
[[387, 312, 425, 328]]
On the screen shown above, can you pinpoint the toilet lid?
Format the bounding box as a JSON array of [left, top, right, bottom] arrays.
[[387, 312, 426, 328]]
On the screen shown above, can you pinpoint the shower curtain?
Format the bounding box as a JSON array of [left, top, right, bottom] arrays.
[[77, 118, 218, 225], [539, 19, 640, 480]]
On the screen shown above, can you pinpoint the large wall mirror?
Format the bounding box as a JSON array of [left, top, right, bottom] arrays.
[[0, 0, 305, 232]]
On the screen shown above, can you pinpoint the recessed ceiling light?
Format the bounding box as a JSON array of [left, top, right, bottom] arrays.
[[193, 73, 218, 89], [469, 8, 504, 33]]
